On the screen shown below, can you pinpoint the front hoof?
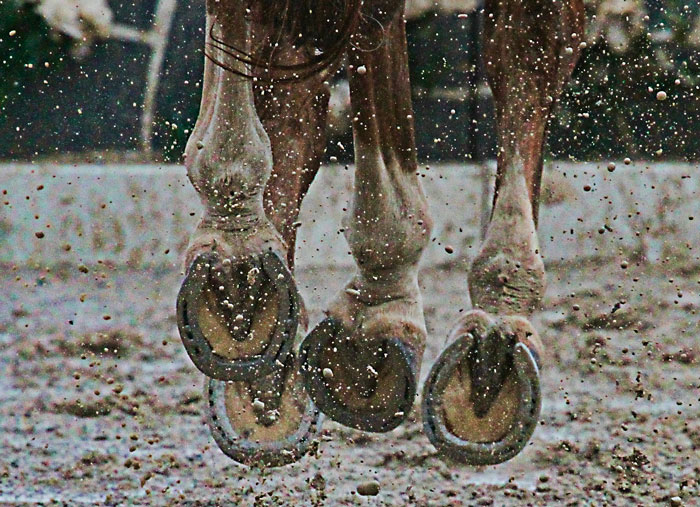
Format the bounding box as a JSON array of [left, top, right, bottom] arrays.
[[300, 318, 417, 433], [206, 358, 323, 467], [422, 312, 541, 466], [177, 251, 299, 381]]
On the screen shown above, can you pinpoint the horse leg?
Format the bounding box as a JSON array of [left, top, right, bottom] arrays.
[[422, 0, 584, 465], [177, 0, 322, 467], [206, 67, 332, 468], [301, 10, 433, 432], [255, 59, 331, 270]]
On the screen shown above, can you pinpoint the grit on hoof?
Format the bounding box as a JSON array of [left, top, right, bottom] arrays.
[[422, 310, 542, 466], [206, 353, 323, 468], [301, 275, 426, 432]]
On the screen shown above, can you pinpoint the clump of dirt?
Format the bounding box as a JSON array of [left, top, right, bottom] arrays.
[[661, 348, 697, 364], [52, 398, 113, 418], [79, 450, 114, 466], [551, 290, 652, 331], [579, 306, 650, 332], [57, 328, 144, 357]]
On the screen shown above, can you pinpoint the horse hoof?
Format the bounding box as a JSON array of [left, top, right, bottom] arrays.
[[177, 251, 299, 381], [300, 318, 417, 433], [206, 357, 323, 467], [421, 311, 542, 466]]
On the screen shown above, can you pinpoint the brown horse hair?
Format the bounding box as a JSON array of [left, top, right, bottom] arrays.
[[206, 0, 364, 82]]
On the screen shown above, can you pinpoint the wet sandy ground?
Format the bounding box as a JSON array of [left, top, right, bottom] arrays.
[[1, 250, 699, 505]]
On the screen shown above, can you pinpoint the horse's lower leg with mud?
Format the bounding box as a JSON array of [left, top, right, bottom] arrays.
[[176, 0, 586, 469], [176, 0, 324, 467], [422, 0, 585, 465], [301, 9, 433, 433]]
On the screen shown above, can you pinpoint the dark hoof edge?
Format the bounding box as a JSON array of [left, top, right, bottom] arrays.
[[206, 377, 323, 468], [176, 251, 299, 381], [422, 338, 541, 466], [300, 318, 417, 433]]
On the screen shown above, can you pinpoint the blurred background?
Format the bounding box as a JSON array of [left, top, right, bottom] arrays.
[[2, 0, 699, 164]]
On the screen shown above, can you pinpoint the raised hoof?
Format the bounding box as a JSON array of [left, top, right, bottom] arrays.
[[422, 311, 542, 466], [177, 251, 299, 381], [206, 357, 323, 468], [300, 318, 417, 433]]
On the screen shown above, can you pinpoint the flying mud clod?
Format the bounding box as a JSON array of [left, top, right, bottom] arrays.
[[177, 250, 300, 381], [206, 353, 323, 467], [422, 310, 542, 466]]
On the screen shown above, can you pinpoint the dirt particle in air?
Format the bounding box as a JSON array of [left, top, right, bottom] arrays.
[[357, 481, 380, 496]]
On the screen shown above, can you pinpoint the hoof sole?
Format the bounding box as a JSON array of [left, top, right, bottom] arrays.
[[177, 251, 299, 381], [300, 318, 417, 433], [422, 325, 541, 466], [206, 373, 323, 468]]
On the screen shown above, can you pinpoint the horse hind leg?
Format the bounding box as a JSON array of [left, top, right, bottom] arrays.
[[422, 0, 585, 465], [254, 49, 332, 272], [300, 10, 433, 433], [177, 0, 323, 467]]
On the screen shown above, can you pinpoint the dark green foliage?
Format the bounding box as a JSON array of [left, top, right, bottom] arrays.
[[0, 1, 69, 113], [406, 3, 700, 161], [552, 13, 700, 161], [1, 0, 698, 161]]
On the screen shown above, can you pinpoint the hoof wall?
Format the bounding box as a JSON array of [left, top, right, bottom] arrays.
[[177, 251, 299, 381], [300, 318, 417, 433], [422, 313, 541, 465], [206, 365, 323, 468]]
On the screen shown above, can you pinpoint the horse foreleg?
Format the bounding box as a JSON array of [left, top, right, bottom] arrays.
[[423, 0, 585, 465], [300, 10, 433, 432], [177, 0, 320, 467]]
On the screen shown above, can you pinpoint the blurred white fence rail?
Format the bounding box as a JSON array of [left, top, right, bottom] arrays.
[[1, 163, 697, 270], [35, 0, 178, 153]]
